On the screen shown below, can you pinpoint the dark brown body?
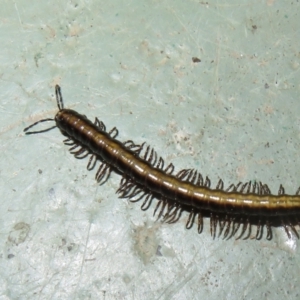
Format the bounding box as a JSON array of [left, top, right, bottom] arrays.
[[23, 85, 300, 240], [55, 109, 300, 218]]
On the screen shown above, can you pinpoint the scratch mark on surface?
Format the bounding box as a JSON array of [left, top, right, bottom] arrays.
[[14, 2, 23, 29], [76, 221, 92, 290]]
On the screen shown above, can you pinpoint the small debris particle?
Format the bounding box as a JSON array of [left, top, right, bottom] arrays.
[[192, 57, 201, 63]]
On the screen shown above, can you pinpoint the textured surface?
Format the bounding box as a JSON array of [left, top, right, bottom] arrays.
[[1, 1, 300, 299]]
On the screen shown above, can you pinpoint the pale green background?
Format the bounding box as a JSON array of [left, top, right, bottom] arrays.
[[1, 1, 300, 299]]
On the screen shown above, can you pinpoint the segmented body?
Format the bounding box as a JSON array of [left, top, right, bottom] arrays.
[[24, 86, 300, 240]]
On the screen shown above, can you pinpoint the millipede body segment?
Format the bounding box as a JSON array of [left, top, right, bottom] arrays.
[[24, 85, 300, 240]]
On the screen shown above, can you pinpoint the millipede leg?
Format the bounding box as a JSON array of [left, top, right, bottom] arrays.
[[186, 210, 195, 229], [255, 221, 263, 240], [235, 218, 247, 240], [140, 194, 154, 210], [197, 213, 203, 234], [94, 117, 106, 131], [242, 221, 252, 240], [155, 200, 168, 221], [222, 217, 232, 239], [266, 222, 273, 240], [87, 154, 97, 170], [108, 127, 118, 138]]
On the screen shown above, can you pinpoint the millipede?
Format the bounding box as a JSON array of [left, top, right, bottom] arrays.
[[24, 85, 300, 241]]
